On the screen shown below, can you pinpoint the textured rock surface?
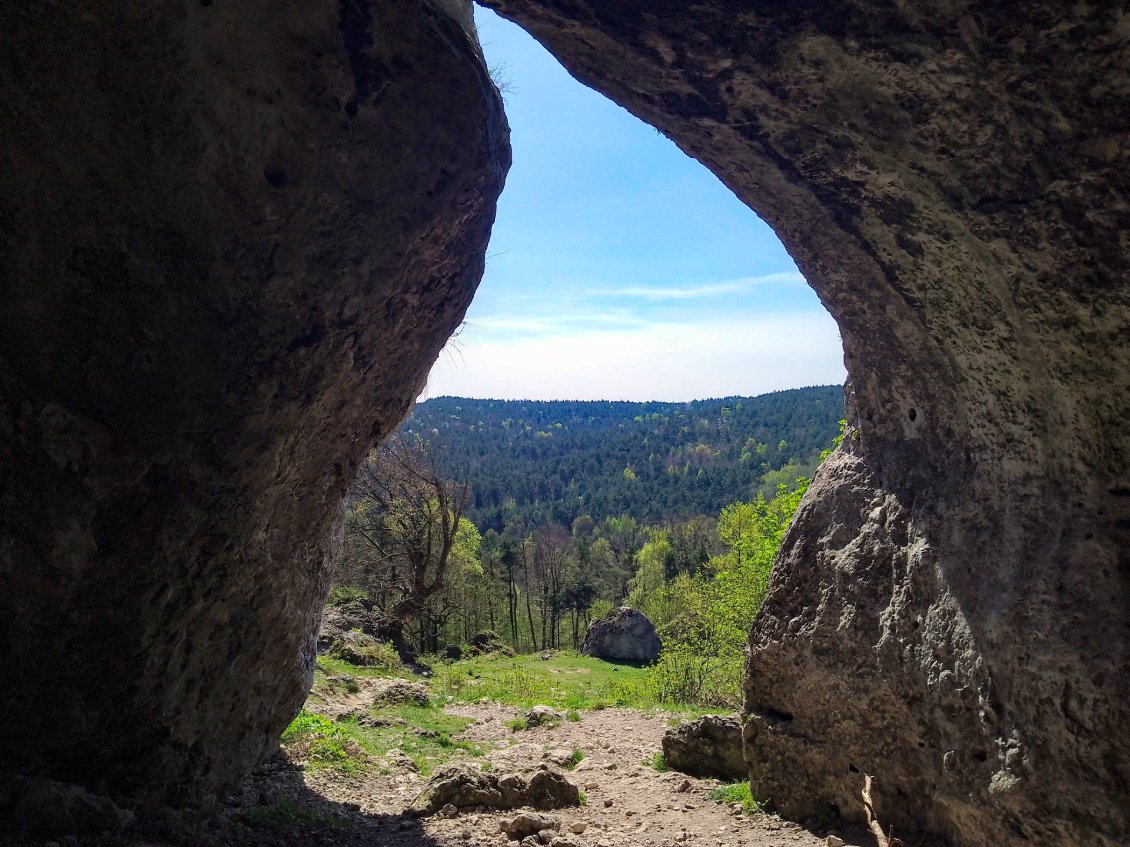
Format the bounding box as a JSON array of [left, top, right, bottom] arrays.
[[411, 764, 580, 815], [662, 715, 745, 782], [482, 2, 1129, 845], [580, 607, 662, 662], [0, 0, 508, 802]]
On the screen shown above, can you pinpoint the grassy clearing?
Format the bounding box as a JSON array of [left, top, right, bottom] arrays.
[[430, 650, 721, 714], [708, 781, 764, 815]]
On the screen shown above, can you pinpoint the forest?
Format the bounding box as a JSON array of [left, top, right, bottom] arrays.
[[397, 386, 843, 530], [329, 387, 845, 704]]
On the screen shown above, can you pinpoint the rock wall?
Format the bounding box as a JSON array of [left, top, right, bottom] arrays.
[[481, 2, 1129, 845], [0, 0, 508, 801]]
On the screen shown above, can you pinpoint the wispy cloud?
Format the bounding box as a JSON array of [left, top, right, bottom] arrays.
[[423, 311, 844, 401], [590, 271, 806, 301]]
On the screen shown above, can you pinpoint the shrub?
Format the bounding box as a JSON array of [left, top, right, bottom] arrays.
[[708, 781, 763, 815]]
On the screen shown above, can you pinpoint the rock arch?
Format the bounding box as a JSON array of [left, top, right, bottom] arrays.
[[0, 2, 1127, 846], [479, 3, 1129, 845]]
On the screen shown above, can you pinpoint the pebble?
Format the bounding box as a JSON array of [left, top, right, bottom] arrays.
[[826, 837, 846, 847], [569, 821, 588, 834], [603, 798, 614, 807]]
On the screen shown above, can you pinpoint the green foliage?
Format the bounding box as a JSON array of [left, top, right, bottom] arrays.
[[431, 651, 717, 714], [506, 718, 529, 732], [708, 781, 764, 815], [281, 711, 360, 772], [565, 749, 585, 769], [326, 585, 369, 606], [242, 798, 350, 829], [399, 388, 843, 531], [646, 645, 742, 708], [566, 710, 581, 722], [649, 752, 669, 772], [328, 637, 404, 671]]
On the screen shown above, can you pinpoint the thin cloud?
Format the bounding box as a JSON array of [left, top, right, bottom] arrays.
[[423, 311, 845, 401], [592, 271, 807, 301]]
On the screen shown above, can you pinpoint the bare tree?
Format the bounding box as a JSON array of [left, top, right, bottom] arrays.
[[343, 433, 469, 654]]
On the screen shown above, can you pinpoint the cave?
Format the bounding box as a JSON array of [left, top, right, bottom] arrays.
[[0, 1, 1126, 846]]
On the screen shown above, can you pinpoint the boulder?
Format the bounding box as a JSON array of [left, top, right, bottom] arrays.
[[467, 630, 512, 656], [370, 678, 430, 707], [411, 764, 580, 816], [525, 705, 564, 727], [318, 598, 380, 651], [662, 715, 745, 781], [580, 608, 661, 663], [329, 631, 399, 667], [505, 812, 561, 840]]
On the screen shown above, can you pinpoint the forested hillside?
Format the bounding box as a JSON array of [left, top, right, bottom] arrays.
[[399, 386, 844, 531]]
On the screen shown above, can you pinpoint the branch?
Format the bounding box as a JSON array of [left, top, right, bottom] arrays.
[[862, 774, 896, 847]]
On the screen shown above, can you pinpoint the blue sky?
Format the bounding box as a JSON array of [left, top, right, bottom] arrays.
[[422, 7, 845, 402]]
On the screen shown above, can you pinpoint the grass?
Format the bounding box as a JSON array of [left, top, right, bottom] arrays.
[[506, 717, 529, 732], [281, 704, 485, 777], [429, 650, 720, 714], [649, 752, 669, 772], [316, 655, 403, 680], [565, 749, 585, 770], [242, 798, 351, 829], [708, 781, 764, 815]]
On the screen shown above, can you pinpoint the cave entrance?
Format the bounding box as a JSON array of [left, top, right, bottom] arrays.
[[422, 7, 845, 402]]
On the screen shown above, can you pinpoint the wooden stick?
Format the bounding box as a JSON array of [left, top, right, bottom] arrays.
[[862, 774, 890, 847]]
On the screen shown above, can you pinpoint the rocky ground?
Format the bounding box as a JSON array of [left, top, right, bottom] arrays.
[[1, 678, 900, 847]]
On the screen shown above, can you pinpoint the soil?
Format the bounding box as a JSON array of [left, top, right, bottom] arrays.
[[6, 690, 890, 846], [215, 701, 876, 847]]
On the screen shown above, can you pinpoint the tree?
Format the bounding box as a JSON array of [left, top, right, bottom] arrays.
[[340, 433, 470, 654]]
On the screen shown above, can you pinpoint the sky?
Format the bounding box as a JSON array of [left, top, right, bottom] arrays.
[[421, 8, 846, 403]]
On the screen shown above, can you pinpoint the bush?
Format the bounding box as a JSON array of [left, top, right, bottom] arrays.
[[708, 781, 763, 815], [281, 711, 362, 772], [646, 645, 741, 708]]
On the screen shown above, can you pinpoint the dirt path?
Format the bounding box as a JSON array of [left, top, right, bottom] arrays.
[[260, 702, 872, 847]]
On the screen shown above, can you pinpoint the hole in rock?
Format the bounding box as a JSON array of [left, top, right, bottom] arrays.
[[908, 407, 918, 421], [423, 7, 846, 404], [292, 10, 851, 833]]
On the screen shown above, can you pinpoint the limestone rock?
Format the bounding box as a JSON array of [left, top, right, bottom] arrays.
[[506, 813, 561, 840], [478, 2, 1130, 845], [580, 608, 661, 663], [370, 678, 430, 707], [662, 715, 745, 782], [411, 764, 580, 816], [329, 631, 388, 666], [467, 630, 512, 656], [525, 705, 564, 727], [0, 0, 508, 802], [318, 598, 380, 651]]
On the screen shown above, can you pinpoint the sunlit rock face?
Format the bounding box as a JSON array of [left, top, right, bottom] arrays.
[[0, 0, 508, 801], [482, 2, 1129, 845]]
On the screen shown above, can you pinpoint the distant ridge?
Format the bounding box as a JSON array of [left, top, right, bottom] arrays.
[[399, 385, 844, 530]]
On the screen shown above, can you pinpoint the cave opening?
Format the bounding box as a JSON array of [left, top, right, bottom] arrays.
[[422, 7, 846, 403]]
